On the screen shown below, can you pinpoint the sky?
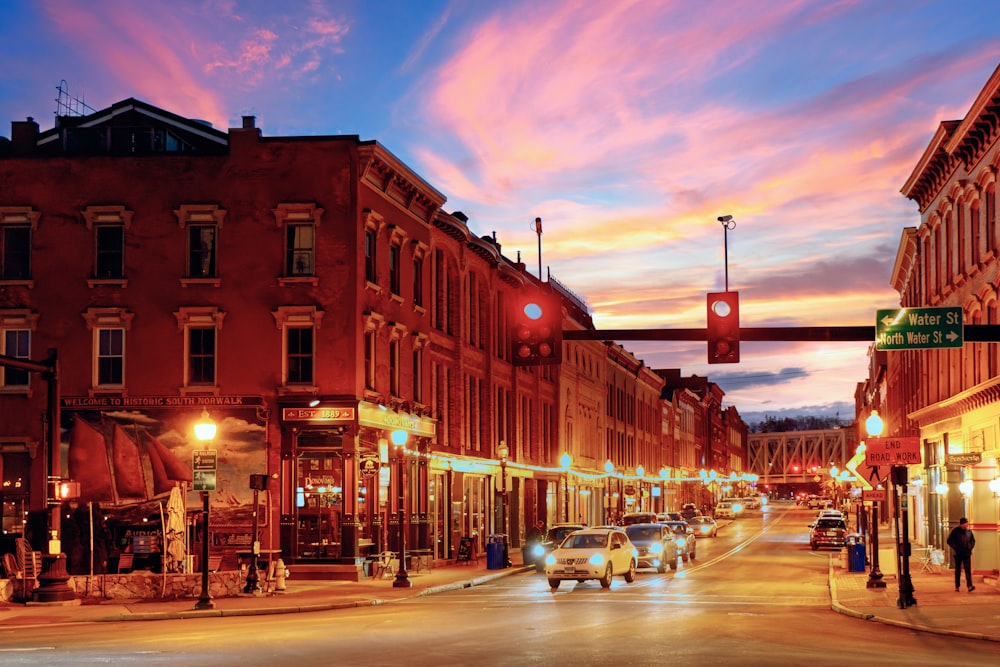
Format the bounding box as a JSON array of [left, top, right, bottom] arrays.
[[3, 0, 1000, 424]]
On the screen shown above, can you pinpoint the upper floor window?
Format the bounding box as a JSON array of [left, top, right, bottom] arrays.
[[174, 306, 225, 391], [83, 307, 133, 391], [365, 229, 377, 284], [271, 305, 324, 394], [175, 204, 226, 284], [0, 309, 37, 390], [274, 203, 323, 286], [413, 253, 425, 309], [0, 207, 38, 283], [389, 244, 401, 296], [83, 206, 132, 287]]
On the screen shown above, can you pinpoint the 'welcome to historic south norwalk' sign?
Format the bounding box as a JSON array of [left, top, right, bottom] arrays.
[[875, 307, 963, 350], [864, 437, 921, 466]]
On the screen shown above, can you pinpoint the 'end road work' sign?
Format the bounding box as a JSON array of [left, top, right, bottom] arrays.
[[864, 437, 921, 466], [876, 307, 962, 350]]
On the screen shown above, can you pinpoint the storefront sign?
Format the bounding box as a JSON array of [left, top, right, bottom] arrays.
[[947, 452, 982, 466], [63, 395, 263, 408], [359, 453, 380, 476], [282, 407, 356, 422]]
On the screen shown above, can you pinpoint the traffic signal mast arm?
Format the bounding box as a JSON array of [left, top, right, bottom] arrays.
[[563, 325, 1000, 342], [563, 326, 876, 342]]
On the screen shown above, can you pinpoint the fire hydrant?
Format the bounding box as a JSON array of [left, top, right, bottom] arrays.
[[274, 557, 287, 592]]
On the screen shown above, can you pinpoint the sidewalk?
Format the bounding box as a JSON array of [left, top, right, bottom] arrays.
[[3, 544, 1000, 643], [829, 553, 1000, 642], [0, 555, 535, 628]]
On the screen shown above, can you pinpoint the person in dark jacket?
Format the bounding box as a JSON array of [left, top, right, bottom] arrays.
[[946, 517, 976, 592]]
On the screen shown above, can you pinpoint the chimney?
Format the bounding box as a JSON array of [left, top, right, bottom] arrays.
[[11, 117, 39, 155], [242, 115, 255, 129]]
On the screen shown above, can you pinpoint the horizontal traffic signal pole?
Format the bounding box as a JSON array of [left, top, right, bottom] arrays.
[[563, 325, 1000, 342]]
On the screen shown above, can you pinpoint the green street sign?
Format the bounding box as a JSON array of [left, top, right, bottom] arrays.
[[876, 307, 963, 350]]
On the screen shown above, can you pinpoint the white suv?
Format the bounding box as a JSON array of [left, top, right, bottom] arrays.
[[715, 502, 736, 519]]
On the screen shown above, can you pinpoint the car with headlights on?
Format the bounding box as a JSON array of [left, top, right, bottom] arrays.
[[624, 522, 677, 573], [544, 527, 638, 589], [714, 501, 736, 519], [526, 523, 585, 572], [687, 515, 718, 538], [662, 520, 697, 562]]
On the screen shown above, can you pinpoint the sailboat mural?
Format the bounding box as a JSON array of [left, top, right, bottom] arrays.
[[68, 415, 193, 504]]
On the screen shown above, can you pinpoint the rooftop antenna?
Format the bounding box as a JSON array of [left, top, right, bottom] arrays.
[[54, 80, 95, 118]]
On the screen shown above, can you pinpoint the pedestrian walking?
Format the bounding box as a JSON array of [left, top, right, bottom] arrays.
[[946, 517, 976, 592]]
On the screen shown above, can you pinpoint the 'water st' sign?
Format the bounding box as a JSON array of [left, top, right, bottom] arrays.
[[875, 307, 963, 350]]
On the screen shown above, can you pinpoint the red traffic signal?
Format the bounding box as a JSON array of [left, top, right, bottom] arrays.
[[707, 291, 740, 364], [511, 288, 562, 366]]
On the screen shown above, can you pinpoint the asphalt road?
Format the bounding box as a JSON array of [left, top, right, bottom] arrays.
[[0, 505, 995, 666]]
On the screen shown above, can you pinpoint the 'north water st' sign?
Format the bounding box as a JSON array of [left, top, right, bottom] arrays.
[[875, 307, 963, 350]]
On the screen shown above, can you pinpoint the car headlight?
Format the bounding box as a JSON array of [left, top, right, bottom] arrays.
[[700, 526, 710, 534], [733, 504, 743, 513], [649, 543, 663, 554], [545, 554, 557, 566], [676, 537, 686, 547], [588, 553, 607, 566], [531, 544, 546, 557]]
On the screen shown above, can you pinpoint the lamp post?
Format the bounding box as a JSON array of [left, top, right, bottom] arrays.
[[560, 452, 572, 522], [604, 460, 614, 524], [864, 411, 886, 590], [636, 465, 645, 513], [659, 468, 668, 514], [497, 441, 510, 567], [193, 409, 216, 610], [391, 429, 411, 588]]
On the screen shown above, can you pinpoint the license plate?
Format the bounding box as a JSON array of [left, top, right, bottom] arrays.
[[563, 567, 576, 573]]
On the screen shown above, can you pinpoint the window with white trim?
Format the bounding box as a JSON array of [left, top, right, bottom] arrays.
[[82, 307, 133, 390], [272, 306, 324, 392], [83, 206, 132, 285], [0, 309, 37, 390], [274, 204, 323, 285], [363, 311, 385, 394], [174, 306, 225, 390], [175, 204, 226, 283], [387, 322, 407, 398], [0, 207, 38, 283]]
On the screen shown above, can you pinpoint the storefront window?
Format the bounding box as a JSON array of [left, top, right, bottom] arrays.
[[462, 476, 486, 554], [295, 450, 342, 559]]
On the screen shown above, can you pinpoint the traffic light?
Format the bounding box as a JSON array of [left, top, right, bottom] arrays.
[[511, 287, 562, 366], [707, 291, 740, 364]]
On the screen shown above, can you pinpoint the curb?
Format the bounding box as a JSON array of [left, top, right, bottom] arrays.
[[81, 563, 536, 624]]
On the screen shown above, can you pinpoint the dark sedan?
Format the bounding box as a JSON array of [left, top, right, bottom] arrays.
[[525, 523, 586, 572]]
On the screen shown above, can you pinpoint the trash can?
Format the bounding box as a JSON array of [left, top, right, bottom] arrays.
[[847, 534, 866, 572], [486, 535, 505, 570]]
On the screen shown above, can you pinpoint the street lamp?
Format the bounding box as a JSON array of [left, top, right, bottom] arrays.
[[390, 429, 411, 588], [864, 412, 886, 590], [636, 465, 645, 512], [659, 468, 668, 513], [604, 460, 614, 524], [497, 441, 510, 567], [560, 452, 572, 522], [194, 409, 216, 610]]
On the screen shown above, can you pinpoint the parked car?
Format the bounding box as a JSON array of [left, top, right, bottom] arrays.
[[544, 528, 638, 589], [810, 517, 848, 550], [715, 501, 736, 519], [687, 515, 718, 538], [622, 512, 658, 526], [679, 503, 699, 521], [743, 496, 761, 510], [661, 520, 696, 562], [656, 512, 683, 523], [624, 523, 678, 573], [525, 523, 586, 572]]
